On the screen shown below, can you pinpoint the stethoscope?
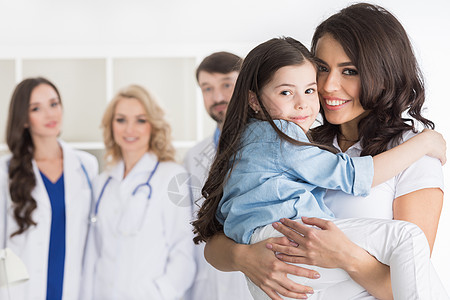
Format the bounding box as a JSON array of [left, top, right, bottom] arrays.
[[85, 161, 160, 230]]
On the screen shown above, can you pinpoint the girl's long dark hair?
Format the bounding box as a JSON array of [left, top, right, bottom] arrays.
[[310, 3, 433, 156], [193, 37, 337, 244], [6, 77, 61, 237]]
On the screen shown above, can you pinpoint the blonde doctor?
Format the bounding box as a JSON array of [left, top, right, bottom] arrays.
[[84, 85, 195, 300], [0, 77, 98, 300]]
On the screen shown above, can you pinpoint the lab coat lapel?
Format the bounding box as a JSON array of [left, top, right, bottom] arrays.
[[31, 160, 51, 212], [60, 142, 83, 238], [127, 152, 158, 179]]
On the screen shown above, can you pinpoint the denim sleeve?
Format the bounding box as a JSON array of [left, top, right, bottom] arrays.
[[278, 142, 374, 197]]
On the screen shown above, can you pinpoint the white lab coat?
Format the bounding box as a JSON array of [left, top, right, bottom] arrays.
[[0, 141, 98, 300], [183, 135, 253, 300], [86, 152, 195, 300]]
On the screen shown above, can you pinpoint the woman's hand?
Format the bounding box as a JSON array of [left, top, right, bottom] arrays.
[[269, 217, 361, 270], [239, 236, 320, 300]]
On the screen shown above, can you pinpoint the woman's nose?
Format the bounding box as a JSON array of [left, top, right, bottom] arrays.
[[322, 71, 340, 93]]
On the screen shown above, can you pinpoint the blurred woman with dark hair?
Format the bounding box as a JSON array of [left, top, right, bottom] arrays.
[[0, 77, 98, 300]]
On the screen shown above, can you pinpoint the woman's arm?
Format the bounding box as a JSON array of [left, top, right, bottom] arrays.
[[393, 188, 443, 252], [204, 233, 319, 299]]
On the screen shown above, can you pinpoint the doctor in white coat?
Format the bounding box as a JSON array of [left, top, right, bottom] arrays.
[[0, 77, 98, 300], [84, 85, 195, 300]]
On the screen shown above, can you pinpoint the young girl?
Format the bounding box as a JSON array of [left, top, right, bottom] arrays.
[[0, 77, 98, 300], [193, 37, 447, 299]]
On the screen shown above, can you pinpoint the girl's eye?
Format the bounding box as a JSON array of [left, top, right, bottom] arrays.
[[343, 68, 358, 75], [280, 90, 292, 96], [317, 65, 328, 72], [305, 88, 315, 94], [115, 118, 125, 123]]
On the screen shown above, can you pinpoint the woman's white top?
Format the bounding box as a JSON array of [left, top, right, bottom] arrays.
[[325, 130, 444, 219], [324, 130, 444, 300], [90, 152, 195, 300], [0, 141, 98, 300]]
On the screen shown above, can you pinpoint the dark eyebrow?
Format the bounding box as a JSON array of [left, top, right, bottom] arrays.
[[338, 62, 355, 67], [315, 58, 328, 66], [315, 58, 355, 68]]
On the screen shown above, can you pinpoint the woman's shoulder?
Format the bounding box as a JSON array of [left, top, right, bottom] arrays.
[[73, 150, 98, 170], [392, 129, 444, 195], [388, 129, 419, 148]]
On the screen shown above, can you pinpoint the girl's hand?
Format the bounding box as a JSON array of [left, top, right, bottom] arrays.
[[269, 217, 360, 270], [421, 129, 446, 165], [239, 236, 320, 300]]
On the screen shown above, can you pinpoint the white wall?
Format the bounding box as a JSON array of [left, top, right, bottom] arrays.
[[1, 0, 449, 292]]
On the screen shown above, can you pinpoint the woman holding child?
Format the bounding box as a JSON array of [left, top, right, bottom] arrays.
[[199, 3, 447, 299]]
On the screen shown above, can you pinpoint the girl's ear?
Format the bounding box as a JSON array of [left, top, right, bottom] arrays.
[[248, 91, 261, 113]]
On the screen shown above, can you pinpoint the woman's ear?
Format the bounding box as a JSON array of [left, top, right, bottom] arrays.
[[248, 91, 261, 114]]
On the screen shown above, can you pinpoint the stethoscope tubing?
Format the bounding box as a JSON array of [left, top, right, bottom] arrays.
[[89, 161, 160, 223]]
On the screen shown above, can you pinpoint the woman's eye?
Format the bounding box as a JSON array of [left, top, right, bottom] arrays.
[[51, 102, 60, 107], [343, 69, 358, 75], [30, 107, 39, 112], [115, 118, 125, 123], [305, 88, 315, 94], [137, 119, 148, 124], [317, 65, 328, 72]]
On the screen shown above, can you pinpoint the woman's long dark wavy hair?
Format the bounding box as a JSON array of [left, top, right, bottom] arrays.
[[6, 77, 61, 237], [310, 3, 434, 156], [193, 37, 337, 244]]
